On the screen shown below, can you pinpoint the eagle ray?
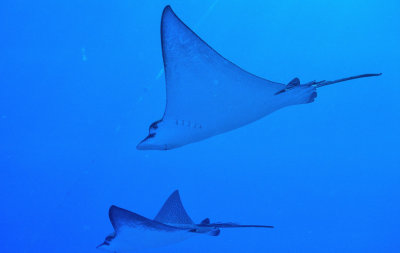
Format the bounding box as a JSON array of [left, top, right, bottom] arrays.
[[97, 190, 273, 252], [137, 6, 381, 150]]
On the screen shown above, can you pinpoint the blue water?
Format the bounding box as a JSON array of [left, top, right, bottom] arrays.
[[1, 0, 399, 252]]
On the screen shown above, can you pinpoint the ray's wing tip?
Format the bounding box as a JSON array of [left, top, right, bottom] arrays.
[[171, 189, 180, 196], [161, 5, 182, 25], [162, 5, 174, 17], [108, 205, 118, 217], [166, 189, 182, 202], [109, 205, 116, 212]]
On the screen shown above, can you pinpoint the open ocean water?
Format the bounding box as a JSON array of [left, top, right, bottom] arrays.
[[1, 0, 399, 252]]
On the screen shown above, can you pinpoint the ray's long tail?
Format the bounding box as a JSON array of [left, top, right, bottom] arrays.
[[201, 223, 274, 229], [312, 73, 382, 88], [275, 73, 382, 96]]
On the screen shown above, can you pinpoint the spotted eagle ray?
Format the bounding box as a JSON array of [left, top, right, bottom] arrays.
[[137, 6, 381, 150], [97, 190, 273, 252]]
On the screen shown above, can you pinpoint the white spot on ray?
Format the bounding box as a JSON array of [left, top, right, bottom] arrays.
[[155, 69, 164, 80], [81, 47, 87, 61]]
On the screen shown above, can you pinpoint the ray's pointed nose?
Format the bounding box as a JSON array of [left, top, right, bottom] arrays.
[[96, 241, 109, 249]]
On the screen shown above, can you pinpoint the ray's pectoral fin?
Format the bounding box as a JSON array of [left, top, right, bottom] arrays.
[[154, 190, 194, 225], [109, 205, 151, 231], [108, 205, 176, 232]]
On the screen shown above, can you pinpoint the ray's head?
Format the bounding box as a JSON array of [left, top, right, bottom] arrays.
[[136, 119, 176, 150], [137, 119, 204, 150], [96, 233, 116, 251]]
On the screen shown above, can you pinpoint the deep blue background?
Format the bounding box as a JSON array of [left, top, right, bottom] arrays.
[[1, 0, 399, 252]]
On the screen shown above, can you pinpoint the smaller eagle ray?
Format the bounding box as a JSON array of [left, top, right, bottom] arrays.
[[137, 6, 381, 150], [97, 190, 273, 252]]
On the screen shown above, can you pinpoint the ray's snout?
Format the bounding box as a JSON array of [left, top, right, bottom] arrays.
[[96, 241, 109, 250]]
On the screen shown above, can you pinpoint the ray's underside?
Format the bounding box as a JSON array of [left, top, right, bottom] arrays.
[[136, 6, 381, 150]]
